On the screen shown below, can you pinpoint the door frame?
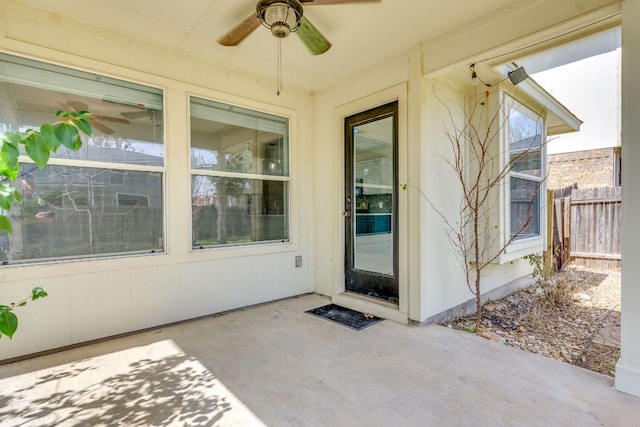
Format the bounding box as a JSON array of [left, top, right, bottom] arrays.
[[331, 84, 410, 323], [344, 101, 399, 302]]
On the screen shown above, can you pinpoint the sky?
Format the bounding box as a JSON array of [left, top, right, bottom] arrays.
[[518, 27, 621, 155], [532, 48, 619, 155]]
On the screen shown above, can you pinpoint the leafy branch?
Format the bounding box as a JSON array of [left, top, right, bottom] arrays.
[[0, 109, 92, 340], [0, 110, 92, 233], [0, 287, 47, 339]]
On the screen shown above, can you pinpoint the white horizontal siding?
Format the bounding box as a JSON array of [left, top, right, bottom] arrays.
[[0, 253, 310, 359]]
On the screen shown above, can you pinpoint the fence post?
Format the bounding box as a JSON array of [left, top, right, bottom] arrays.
[[544, 189, 554, 278]]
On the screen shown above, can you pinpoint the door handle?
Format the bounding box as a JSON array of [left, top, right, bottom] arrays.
[[343, 210, 351, 218]]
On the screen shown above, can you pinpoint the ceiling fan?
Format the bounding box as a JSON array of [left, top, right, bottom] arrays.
[[99, 98, 159, 122], [58, 101, 130, 135], [218, 0, 381, 55]]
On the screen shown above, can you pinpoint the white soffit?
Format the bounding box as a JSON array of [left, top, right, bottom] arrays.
[[515, 27, 621, 75]]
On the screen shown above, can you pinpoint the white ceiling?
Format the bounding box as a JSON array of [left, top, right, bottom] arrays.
[[14, 0, 516, 93]]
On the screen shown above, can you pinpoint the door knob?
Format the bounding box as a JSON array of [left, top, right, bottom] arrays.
[[343, 210, 351, 218]]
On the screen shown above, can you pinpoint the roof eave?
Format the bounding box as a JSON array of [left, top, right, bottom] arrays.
[[496, 64, 583, 136]]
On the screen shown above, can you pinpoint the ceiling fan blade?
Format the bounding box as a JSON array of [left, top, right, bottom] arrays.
[[90, 119, 115, 135], [121, 110, 152, 120], [301, 0, 381, 4], [93, 115, 130, 124], [297, 16, 331, 55], [218, 13, 261, 46], [67, 101, 90, 112]]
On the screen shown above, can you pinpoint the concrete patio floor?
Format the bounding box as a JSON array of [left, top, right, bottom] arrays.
[[1, 293, 639, 426]]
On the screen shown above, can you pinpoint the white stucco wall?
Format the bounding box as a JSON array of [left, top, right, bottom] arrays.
[[419, 78, 469, 319], [0, 3, 315, 360]]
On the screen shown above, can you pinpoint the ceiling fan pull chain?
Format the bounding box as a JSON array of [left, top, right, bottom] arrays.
[[277, 37, 282, 96]]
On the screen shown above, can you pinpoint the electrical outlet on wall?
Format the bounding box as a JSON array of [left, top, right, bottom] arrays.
[[295, 255, 302, 268]]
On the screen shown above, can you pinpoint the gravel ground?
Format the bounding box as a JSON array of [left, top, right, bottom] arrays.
[[448, 266, 621, 376]]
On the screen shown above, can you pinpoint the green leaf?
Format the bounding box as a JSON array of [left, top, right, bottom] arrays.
[[40, 123, 61, 151], [0, 183, 20, 211], [1, 131, 22, 146], [24, 133, 50, 169], [72, 136, 83, 150], [77, 111, 91, 119], [18, 301, 27, 307], [74, 118, 92, 137], [0, 141, 20, 180], [0, 309, 18, 339], [0, 215, 12, 234], [56, 123, 81, 150], [0, 190, 15, 211], [32, 287, 48, 300]]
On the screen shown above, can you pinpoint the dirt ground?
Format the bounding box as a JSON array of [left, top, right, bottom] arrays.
[[448, 266, 621, 376]]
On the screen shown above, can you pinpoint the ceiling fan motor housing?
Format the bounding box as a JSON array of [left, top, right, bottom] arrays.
[[257, 0, 304, 38]]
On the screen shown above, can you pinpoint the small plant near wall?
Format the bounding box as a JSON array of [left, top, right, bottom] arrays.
[[0, 110, 92, 340], [523, 252, 576, 306], [523, 253, 544, 282]]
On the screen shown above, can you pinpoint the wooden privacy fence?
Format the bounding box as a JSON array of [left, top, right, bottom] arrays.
[[551, 186, 621, 271]]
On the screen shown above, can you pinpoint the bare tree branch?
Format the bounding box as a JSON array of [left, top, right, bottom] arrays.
[[408, 85, 547, 332]]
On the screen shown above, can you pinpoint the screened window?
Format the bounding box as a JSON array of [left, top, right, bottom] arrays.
[[507, 99, 544, 240], [0, 53, 164, 264], [190, 97, 289, 248]]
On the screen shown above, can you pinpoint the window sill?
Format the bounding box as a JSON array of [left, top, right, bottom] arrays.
[[498, 236, 543, 264], [189, 239, 296, 260]]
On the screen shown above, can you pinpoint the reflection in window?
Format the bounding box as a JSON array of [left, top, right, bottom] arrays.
[[508, 100, 544, 240], [510, 177, 540, 239], [190, 98, 288, 176], [192, 177, 287, 246], [190, 97, 290, 248], [0, 53, 164, 263], [0, 166, 163, 262]]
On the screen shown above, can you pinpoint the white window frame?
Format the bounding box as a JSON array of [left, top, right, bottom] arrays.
[[188, 95, 292, 250], [0, 52, 166, 265], [500, 94, 546, 262]]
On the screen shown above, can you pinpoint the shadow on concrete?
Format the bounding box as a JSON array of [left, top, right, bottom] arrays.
[[0, 340, 233, 426]]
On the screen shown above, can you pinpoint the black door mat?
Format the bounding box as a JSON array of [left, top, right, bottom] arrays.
[[305, 304, 384, 331]]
